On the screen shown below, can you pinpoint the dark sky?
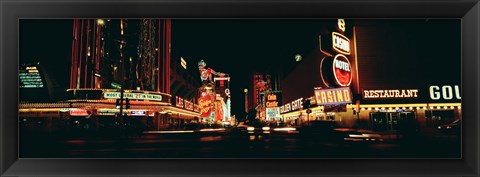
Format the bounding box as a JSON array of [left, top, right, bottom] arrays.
[[20, 19, 461, 117]]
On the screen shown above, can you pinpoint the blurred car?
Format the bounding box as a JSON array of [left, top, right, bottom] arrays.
[[232, 121, 249, 133], [267, 122, 299, 135], [195, 124, 227, 135], [299, 120, 383, 143], [437, 119, 461, 135], [245, 120, 270, 135]]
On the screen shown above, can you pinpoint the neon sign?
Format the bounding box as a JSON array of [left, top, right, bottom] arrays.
[[337, 19, 346, 33], [314, 87, 352, 106], [181, 57, 187, 69], [332, 32, 350, 55], [266, 93, 279, 108], [198, 95, 213, 118], [363, 89, 419, 99], [332, 54, 352, 87], [280, 98, 303, 114], [429, 85, 461, 100]]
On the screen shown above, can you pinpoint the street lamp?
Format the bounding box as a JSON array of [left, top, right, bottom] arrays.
[[244, 88, 248, 113], [295, 54, 302, 62], [97, 19, 105, 25]]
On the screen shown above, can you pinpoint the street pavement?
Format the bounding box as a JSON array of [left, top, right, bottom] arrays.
[[20, 128, 461, 158]]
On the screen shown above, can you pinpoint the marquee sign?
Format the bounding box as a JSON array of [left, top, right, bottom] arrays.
[[103, 92, 163, 102], [314, 87, 352, 106]]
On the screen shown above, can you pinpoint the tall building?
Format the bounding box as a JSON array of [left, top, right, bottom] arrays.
[[247, 72, 282, 121], [19, 19, 203, 132], [70, 19, 172, 93]]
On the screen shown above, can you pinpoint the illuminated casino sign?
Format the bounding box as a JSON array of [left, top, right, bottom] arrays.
[[429, 85, 461, 100], [332, 54, 352, 87], [314, 87, 352, 106], [265, 92, 282, 108], [363, 89, 419, 99], [332, 32, 351, 55]]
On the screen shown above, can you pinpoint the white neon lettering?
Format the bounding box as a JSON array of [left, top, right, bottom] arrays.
[[335, 60, 350, 71]]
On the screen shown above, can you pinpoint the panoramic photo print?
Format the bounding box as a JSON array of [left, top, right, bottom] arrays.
[[19, 19, 461, 158]]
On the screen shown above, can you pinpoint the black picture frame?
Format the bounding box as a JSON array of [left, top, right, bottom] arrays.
[[1, 0, 479, 176]]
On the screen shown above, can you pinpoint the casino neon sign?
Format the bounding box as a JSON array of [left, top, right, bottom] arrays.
[[332, 32, 351, 55], [314, 87, 352, 106]]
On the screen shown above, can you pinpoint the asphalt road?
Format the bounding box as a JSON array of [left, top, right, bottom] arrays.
[[20, 129, 461, 158]]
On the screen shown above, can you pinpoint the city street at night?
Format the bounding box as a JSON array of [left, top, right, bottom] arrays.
[[19, 19, 461, 159]]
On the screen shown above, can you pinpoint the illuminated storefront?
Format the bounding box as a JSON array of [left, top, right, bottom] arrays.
[[19, 88, 200, 131], [280, 19, 461, 130]]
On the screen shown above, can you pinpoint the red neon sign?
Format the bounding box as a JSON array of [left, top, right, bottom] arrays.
[[198, 95, 213, 118], [332, 54, 352, 87]]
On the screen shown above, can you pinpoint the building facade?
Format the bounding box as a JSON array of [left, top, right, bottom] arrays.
[[20, 19, 202, 131], [280, 19, 462, 132]]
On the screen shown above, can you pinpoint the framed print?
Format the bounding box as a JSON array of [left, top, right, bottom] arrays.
[[1, 0, 479, 176]]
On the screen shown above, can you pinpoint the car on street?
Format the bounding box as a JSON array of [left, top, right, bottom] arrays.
[[299, 120, 383, 143], [437, 119, 461, 135]]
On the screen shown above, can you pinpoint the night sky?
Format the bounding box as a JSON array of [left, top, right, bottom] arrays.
[[20, 19, 461, 117]]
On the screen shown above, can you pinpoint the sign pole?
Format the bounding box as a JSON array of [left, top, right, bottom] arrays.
[[119, 88, 124, 125], [356, 100, 360, 128], [306, 109, 312, 126]]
